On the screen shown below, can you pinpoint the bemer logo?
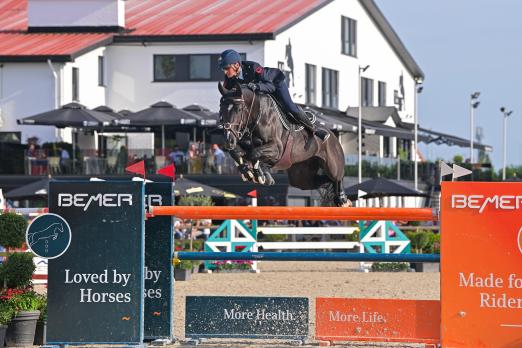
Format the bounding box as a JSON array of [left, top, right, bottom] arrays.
[[58, 193, 133, 211], [452, 195, 522, 213]]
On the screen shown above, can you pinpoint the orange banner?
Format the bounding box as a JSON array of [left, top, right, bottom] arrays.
[[315, 298, 440, 344], [441, 182, 522, 347]]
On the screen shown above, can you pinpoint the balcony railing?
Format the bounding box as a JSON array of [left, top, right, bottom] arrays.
[[17, 148, 496, 183]]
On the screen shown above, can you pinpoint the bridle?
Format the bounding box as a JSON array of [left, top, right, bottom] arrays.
[[220, 92, 257, 141]]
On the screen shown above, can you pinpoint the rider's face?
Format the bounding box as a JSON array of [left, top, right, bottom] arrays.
[[223, 62, 241, 78]]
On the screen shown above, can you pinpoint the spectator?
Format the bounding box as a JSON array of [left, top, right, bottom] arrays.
[[116, 145, 128, 174], [168, 146, 185, 170], [27, 143, 37, 158], [212, 144, 225, 174], [58, 146, 70, 173], [186, 143, 199, 173], [204, 145, 215, 174]]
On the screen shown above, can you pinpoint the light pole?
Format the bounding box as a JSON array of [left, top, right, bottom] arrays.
[[358, 64, 370, 183], [500, 107, 514, 180], [414, 81, 423, 191], [470, 92, 480, 164]]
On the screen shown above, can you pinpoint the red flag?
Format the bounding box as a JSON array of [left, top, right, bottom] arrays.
[[157, 164, 176, 180], [126, 160, 145, 177], [247, 189, 257, 198]]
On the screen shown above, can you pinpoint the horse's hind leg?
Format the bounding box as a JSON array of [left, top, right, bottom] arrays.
[[323, 139, 351, 207]]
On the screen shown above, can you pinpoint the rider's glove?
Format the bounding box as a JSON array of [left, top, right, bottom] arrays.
[[247, 82, 259, 92]]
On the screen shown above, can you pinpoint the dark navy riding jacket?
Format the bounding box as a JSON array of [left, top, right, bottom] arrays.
[[223, 61, 300, 115], [223, 61, 285, 94]]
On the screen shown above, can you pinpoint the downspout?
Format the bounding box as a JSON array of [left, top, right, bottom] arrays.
[[47, 59, 62, 140]]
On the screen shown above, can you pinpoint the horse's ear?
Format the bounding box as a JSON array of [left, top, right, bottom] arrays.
[[218, 82, 228, 96]]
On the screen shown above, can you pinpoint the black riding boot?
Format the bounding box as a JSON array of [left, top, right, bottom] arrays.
[[292, 109, 330, 143]]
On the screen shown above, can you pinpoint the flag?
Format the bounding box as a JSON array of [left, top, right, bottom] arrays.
[[157, 164, 176, 179], [126, 160, 145, 177], [247, 189, 257, 198]]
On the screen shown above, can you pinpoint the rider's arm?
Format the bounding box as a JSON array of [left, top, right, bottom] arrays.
[[255, 66, 285, 94]]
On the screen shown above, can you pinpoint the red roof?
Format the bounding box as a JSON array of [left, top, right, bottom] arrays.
[[124, 0, 329, 36], [0, 33, 112, 60], [0, 0, 331, 59]]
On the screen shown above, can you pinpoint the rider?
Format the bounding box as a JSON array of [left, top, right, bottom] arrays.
[[218, 49, 330, 142]]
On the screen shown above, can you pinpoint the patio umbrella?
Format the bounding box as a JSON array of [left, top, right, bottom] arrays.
[[17, 102, 121, 172], [345, 178, 426, 200], [174, 177, 237, 198], [182, 104, 219, 126], [93, 105, 126, 154], [17, 102, 116, 128], [182, 104, 220, 145], [119, 101, 199, 155], [4, 178, 49, 200], [93, 105, 124, 119]]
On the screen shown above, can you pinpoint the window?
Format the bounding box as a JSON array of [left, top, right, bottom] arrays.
[[305, 63, 317, 105], [72, 67, 79, 101], [361, 77, 374, 107], [341, 16, 357, 57], [154, 55, 177, 81], [189, 55, 211, 80], [154, 53, 246, 82], [397, 139, 411, 159], [383, 136, 390, 157], [378, 81, 386, 106], [322, 68, 338, 109], [98, 56, 105, 86]]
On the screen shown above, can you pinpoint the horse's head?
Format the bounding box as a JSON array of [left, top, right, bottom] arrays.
[[218, 81, 255, 150]]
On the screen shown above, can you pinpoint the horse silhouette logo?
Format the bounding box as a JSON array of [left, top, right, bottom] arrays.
[[26, 213, 71, 259], [28, 222, 64, 248]]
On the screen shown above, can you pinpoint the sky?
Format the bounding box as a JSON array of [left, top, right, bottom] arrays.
[[375, 0, 522, 169]]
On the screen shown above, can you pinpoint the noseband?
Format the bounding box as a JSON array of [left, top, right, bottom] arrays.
[[221, 93, 256, 141]]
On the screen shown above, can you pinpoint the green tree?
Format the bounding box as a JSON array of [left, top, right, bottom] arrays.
[[0, 213, 27, 249]]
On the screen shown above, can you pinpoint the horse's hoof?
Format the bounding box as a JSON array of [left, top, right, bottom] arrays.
[[257, 175, 266, 185], [341, 201, 353, 208], [241, 174, 248, 182]]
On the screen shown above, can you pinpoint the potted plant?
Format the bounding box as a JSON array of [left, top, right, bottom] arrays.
[[174, 260, 194, 281], [0, 302, 14, 347], [5, 290, 40, 347], [212, 260, 254, 273], [33, 294, 47, 345]]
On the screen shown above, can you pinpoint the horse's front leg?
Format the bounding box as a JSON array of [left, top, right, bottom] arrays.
[[250, 142, 282, 185], [228, 148, 255, 182]]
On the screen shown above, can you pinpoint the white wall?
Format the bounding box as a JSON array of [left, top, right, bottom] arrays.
[[264, 0, 417, 122], [0, 63, 56, 143], [62, 46, 107, 108], [106, 42, 265, 112]]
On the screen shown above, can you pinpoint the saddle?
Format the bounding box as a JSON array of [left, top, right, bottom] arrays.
[[267, 95, 316, 132]]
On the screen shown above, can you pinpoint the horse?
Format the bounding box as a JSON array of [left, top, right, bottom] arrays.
[[218, 81, 350, 207], [28, 222, 64, 247]]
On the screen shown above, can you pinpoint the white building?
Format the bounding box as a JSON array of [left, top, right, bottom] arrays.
[[0, 0, 426, 157]]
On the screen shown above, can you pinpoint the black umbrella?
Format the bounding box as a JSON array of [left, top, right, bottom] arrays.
[[345, 178, 426, 200], [174, 177, 237, 198], [119, 101, 199, 155], [182, 104, 219, 126], [93, 105, 124, 119], [117, 109, 133, 117], [4, 178, 49, 200], [18, 103, 121, 172], [17, 102, 117, 128], [119, 101, 198, 126]]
